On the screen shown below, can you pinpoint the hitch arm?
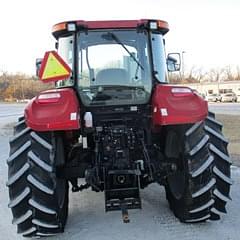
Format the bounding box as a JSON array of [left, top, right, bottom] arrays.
[[140, 138, 154, 181], [121, 203, 130, 223]]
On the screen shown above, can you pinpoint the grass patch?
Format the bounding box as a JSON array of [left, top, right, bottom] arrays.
[[216, 114, 240, 166]]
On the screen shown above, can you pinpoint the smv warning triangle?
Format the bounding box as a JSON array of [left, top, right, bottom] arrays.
[[39, 51, 71, 82]]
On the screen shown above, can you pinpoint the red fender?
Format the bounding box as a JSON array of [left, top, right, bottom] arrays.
[[25, 88, 80, 131], [152, 85, 208, 126]]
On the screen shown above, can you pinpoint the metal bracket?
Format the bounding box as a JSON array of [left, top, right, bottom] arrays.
[[70, 179, 90, 192], [121, 203, 130, 223]]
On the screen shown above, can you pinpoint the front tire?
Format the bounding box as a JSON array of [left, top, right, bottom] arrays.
[[7, 117, 69, 237]]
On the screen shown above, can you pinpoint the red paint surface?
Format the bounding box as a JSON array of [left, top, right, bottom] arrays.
[[78, 19, 168, 31], [52, 19, 169, 37], [25, 88, 80, 131], [152, 85, 208, 126], [76, 19, 150, 29]]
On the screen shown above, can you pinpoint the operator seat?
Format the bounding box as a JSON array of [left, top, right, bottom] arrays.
[[96, 68, 129, 85]]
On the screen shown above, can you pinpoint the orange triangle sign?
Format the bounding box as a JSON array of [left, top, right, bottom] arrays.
[[39, 51, 71, 82]]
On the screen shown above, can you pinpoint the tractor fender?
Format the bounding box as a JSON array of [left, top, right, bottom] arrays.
[[25, 88, 80, 131], [152, 84, 208, 126]]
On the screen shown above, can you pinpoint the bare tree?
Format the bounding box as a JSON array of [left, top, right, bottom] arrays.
[[184, 66, 206, 83], [0, 72, 53, 101], [168, 72, 181, 84], [235, 66, 240, 80], [205, 68, 225, 83], [222, 65, 235, 81]]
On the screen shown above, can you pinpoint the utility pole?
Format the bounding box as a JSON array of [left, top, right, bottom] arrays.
[[181, 51, 186, 81]]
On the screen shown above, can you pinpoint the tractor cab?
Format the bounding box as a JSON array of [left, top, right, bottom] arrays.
[[38, 20, 177, 107]]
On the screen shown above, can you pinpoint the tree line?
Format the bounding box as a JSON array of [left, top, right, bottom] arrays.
[[0, 71, 53, 101], [169, 65, 240, 84], [0, 65, 240, 101]]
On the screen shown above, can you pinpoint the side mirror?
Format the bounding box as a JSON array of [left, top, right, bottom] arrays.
[[167, 53, 181, 72], [35, 58, 43, 77]]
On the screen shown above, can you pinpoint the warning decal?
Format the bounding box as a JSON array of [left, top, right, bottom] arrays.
[[39, 51, 71, 82]]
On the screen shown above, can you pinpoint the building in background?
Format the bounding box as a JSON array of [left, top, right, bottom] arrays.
[[183, 81, 240, 96]]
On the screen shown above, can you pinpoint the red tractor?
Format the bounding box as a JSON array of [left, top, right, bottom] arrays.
[[7, 19, 232, 237]]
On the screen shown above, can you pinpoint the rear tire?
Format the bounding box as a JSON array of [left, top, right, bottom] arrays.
[[205, 112, 232, 219], [164, 122, 215, 222], [165, 113, 232, 222], [7, 117, 69, 237]]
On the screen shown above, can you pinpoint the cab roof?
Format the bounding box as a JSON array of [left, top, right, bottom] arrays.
[[52, 19, 169, 39]]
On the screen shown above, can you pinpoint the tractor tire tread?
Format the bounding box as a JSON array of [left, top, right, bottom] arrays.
[[7, 117, 68, 237]]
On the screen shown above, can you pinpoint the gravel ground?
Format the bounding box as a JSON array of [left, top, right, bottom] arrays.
[[1, 135, 240, 240], [209, 102, 240, 116], [0, 111, 240, 239]]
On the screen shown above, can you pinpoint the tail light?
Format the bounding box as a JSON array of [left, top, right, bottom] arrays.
[[37, 92, 61, 104], [171, 87, 193, 97]]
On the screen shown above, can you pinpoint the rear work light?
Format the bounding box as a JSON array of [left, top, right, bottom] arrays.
[[37, 93, 61, 103], [171, 87, 193, 97], [149, 20, 169, 31], [67, 23, 76, 32], [150, 21, 158, 30]]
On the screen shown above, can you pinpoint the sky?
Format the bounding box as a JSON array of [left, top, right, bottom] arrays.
[[0, 0, 240, 75]]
